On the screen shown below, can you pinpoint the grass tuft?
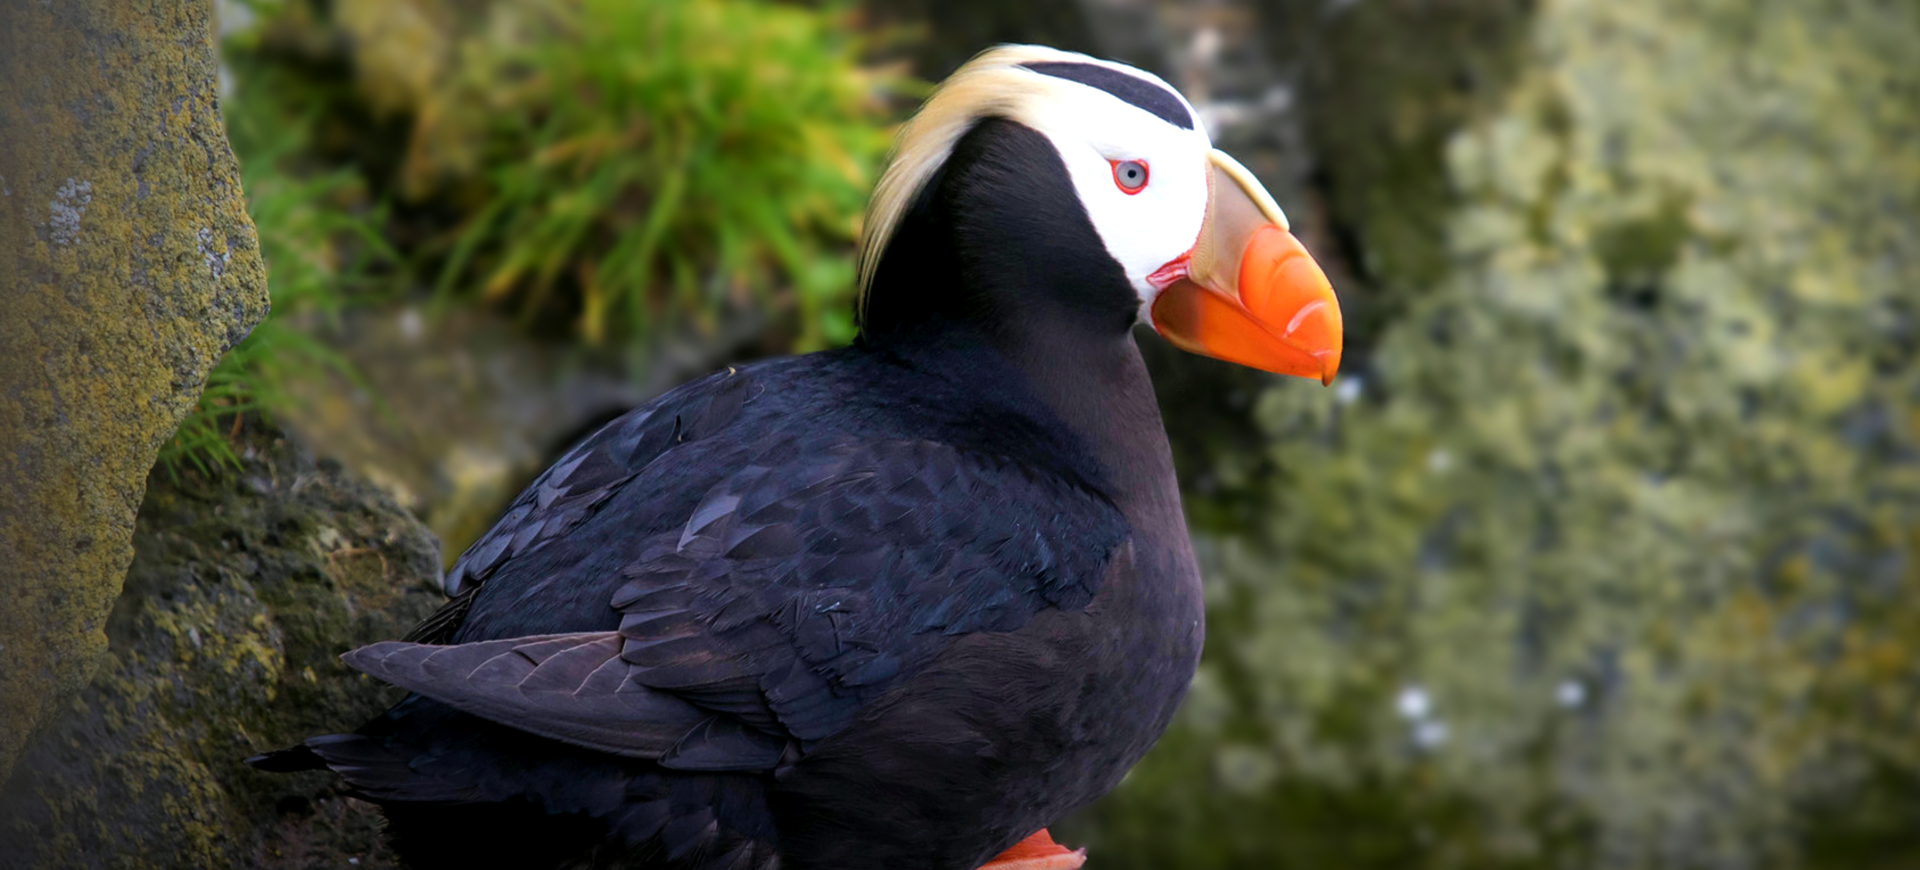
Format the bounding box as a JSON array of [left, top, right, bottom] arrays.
[[426, 0, 906, 351], [158, 63, 394, 479]]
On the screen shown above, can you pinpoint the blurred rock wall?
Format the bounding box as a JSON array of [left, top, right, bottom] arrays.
[[1073, 1, 1920, 868]]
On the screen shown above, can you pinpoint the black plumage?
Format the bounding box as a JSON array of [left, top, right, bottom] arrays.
[[253, 112, 1207, 870]]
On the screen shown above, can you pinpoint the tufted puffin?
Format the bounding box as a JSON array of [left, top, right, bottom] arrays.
[[249, 45, 1341, 870]]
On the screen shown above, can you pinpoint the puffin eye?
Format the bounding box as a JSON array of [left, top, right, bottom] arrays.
[[1110, 159, 1149, 194]]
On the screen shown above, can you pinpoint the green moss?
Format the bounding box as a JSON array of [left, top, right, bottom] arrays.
[[1080, 0, 1920, 868], [1593, 194, 1690, 297], [1257, 0, 1537, 342], [0, 422, 441, 869]]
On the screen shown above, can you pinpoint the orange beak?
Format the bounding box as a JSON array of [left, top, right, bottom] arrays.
[[1149, 150, 1342, 385]]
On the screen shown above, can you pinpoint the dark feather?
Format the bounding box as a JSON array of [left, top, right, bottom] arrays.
[[401, 584, 477, 643], [342, 634, 717, 761]]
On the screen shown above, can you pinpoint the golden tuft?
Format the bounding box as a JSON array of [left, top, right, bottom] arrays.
[[854, 45, 1097, 320]]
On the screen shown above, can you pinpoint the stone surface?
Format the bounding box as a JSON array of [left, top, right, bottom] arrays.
[[0, 0, 272, 779], [1072, 0, 1920, 868], [272, 306, 647, 566], [0, 422, 442, 869]]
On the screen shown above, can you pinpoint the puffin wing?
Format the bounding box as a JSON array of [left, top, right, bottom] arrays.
[[345, 437, 1127, 771], [342, 632, 731, 760], [438, 367, 758, 600], [398, 365, 759, 647]]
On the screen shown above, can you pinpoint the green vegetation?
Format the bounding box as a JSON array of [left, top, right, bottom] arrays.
[[429, 0, 899, 350], [162, 0, 902, 474]]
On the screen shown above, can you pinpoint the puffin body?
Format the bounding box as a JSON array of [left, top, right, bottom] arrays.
[[251, 47, 1341, 870]]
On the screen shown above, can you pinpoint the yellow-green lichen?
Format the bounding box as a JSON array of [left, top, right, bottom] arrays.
[[0, 423, 441, 869], [1079, 0, 1920, 867], [0, 0, 270, 779]]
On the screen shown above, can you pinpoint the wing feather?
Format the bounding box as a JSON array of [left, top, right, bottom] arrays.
[[342, 634, 718, 761], [371, 362, 1128, 772]]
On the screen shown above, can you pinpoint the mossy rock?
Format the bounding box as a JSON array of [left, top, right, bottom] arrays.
[[0, 422, 444, 869], [1075, 0, 1920, 868], [0, 0, 271, 778]]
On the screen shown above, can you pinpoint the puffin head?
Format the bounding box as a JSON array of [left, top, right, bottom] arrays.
[[857, 45, 1342, 385]]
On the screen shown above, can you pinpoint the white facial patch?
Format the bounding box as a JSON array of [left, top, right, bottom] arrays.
[[1017, 68, 1213, 316]]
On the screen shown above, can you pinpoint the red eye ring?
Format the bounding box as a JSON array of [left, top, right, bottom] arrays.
[[1110, 159, 1149, 194]]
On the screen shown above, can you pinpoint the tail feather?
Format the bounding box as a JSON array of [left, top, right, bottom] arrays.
[[250, 730, 483, 802], [247, 701, 781, 868], [244, 743, 328, 772]]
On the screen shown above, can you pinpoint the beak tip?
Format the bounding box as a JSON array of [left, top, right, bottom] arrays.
[[1152, 221, 1345, 386]]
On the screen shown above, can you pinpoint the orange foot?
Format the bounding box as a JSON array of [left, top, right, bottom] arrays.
[[976, 829, 1087, 870]]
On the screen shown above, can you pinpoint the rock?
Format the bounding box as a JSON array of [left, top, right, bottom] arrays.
[[0, 421, 444, 869], [272, 306, 647, 565], [0, 0, 271, 778], [269, 302, 789, 568], [1074, 1, 1920, 868]]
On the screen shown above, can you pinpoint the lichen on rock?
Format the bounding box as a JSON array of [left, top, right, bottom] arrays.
[[0, 422, 444, 869], [0, 0, 271, 779], [1079, 0, 1920, 867]]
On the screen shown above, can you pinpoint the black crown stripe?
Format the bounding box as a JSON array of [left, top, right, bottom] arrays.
[[1020, 61, 1196, 131]]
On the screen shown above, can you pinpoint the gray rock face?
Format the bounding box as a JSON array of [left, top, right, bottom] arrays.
[[0, 0, 271, 778], [0, 423, 444, 870]]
